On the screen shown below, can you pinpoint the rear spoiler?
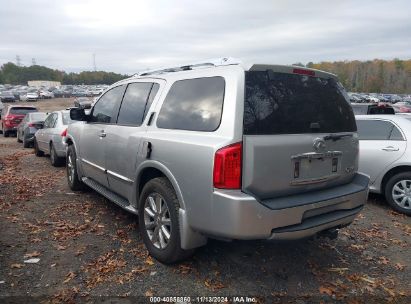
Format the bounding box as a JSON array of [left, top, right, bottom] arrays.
[[246, 64, 337, 80]]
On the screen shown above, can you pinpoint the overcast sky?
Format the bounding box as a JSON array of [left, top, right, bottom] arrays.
[[0, 0, 410, 74]]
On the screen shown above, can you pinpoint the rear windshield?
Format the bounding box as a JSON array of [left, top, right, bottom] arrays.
[[30, 113, 46, 121], [62, 112, 74, 125], [9, 107, 37, 115], [244, 71, 356, 135]]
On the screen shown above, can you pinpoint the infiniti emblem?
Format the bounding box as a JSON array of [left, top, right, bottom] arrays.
[[313, 137, 326, 152]]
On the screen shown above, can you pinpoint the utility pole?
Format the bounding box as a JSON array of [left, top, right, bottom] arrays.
[[16, 55, 21, 66], [32, 58, 36, 65], [93, 53, 97, 71]]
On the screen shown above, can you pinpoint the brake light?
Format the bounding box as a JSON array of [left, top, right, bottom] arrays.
[[28, 123, 34, 127], [60, 128, 67, 137], [293, 68, 315, 77], [213, 142, 242, 189]]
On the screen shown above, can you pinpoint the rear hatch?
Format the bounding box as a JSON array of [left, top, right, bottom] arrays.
[[9, 107, 38, 126], [242, 67, 358, 200]]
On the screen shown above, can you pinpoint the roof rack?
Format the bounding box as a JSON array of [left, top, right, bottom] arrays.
[[133, 57, 241, 77]]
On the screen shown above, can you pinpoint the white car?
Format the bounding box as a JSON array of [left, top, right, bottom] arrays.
[[26, 92, 39, 102], [40, 90, 54, 99], [357, 114, 411, 215]]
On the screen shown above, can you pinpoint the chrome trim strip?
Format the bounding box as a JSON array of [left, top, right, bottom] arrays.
[[81, 158, 105, 172], [107, 170, 134, 184]]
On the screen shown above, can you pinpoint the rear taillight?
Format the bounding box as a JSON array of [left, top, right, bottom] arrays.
[[60, 128, 67, 137], [213, 142, 242, 189], [28, 123, 34, 127]]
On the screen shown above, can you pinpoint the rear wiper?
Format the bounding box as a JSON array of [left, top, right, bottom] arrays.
[[323, 134, 352, 141]]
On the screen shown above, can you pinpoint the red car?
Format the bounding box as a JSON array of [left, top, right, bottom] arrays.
[[0, 105, 38, 137]]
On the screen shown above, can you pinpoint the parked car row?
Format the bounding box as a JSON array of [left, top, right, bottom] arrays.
[[348, 92, 411, 104], [0, 84, 109, 102], [2, 60, 409, 265]]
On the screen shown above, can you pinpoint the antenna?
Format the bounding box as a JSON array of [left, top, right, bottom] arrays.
[[16, 55, 21, 66], [32, 58, 36, 65]]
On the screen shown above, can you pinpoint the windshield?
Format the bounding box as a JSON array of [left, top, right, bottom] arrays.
[[10, 107, 38, 115], [244, 71, 356, 135]]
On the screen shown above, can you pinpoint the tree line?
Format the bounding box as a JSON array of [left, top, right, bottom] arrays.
[[305, 58, 411, 94], [0, 62, 127, 85]]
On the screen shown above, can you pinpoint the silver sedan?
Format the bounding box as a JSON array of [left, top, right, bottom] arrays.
[[34, 110, 73, 167], [356, 114, 411, 215]]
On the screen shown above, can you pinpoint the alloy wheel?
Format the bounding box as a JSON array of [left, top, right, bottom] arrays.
[[143, 193, 172, 249], [67, 154, 74, 183], [392, 180, 411, 210]]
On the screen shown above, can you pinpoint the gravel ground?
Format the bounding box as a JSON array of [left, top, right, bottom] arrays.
[[0, 99, 410, 303]]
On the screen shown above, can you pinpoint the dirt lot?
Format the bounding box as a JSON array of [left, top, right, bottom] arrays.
[[0, 99, 410, 303]]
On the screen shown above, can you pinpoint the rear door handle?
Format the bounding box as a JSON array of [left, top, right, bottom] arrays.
[[382, 146, 399, 151]]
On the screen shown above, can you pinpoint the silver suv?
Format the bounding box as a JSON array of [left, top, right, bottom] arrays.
[[66, 58, 369, 263]]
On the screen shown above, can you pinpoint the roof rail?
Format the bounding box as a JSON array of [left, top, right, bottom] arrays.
[[133, 57, 241, 77]]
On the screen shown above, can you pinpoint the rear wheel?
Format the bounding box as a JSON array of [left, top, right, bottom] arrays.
[[3, 130, 9, 137], [139, 177, 194, 264], [23, 135, 30, 148], [34, 138, 44, 156], [67, 145, 85, 190], [385, 172, 411, 215], [17, 131, 22, 143], [50, 143, 64, 167]]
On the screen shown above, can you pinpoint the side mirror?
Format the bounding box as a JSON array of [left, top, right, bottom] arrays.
[[70, 108, 88, 121]]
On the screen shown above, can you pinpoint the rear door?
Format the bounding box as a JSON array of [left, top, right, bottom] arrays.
[[357, 119, 406, 183], [104, 81, 161, 198], [242, 69, 358, 200]]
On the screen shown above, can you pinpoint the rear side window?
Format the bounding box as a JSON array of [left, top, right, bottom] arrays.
[[91, 85, 125, 123], [117, 82, 153, 126], [357, 120, 403, 140], [9, 107, 37, 115], [157, 77, 225, 131], [244, 71, 356, 135]]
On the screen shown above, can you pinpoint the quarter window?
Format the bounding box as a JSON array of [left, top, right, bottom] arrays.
[[357, 120, 403, 140], [157, 77, 225, 131], [91, 85, 125, 123], [117, 82, 153, 126]]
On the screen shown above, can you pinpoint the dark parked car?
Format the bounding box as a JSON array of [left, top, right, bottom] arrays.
[[16, 112, 47, 147], [0, 91, 16, 102], [351, 103, 395, 115], [74, 97, 92, 109], [0, 105, 38, 137]]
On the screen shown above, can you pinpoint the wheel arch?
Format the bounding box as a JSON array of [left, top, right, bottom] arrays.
[[381, 165, 411, 194], [135, 161, 186, 210]]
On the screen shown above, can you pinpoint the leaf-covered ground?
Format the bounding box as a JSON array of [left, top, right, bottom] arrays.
[[0, 127, 410, 303]]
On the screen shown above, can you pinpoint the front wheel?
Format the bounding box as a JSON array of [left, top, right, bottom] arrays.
[[23, 135, 30, 148], [66, 145, 85, 191], [139, 177, 194, 264], [50, 143, 64, 167], [385, 172, 411, 215]]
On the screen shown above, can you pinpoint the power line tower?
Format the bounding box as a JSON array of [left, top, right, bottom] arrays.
[[32, 58, 36, 65], [16, 55, 21, 66], [93, 53, 97, 71]]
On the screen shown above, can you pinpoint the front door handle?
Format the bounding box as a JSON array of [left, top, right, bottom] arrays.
[[382, 146, 399, 152]]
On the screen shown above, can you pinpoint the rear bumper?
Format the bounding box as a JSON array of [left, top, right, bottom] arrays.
[[204, 173, 369, 240]]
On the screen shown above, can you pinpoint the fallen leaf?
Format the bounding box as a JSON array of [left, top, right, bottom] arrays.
[[145, 257, 155, 266], [145, 290, 153, 297], [57, 245, 67, 251], [24, 258, 40, 264], [63, 271, 76, 284], [319, 286, 335, 296], [10, 264, 24, 269], [394, 263, 405, 271], [378, 256, 390, 265], [24, 251, 41, 258]]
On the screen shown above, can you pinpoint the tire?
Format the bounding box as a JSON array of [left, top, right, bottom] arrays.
[[66, 145, 85, 191], [4, 130, 9, 137], [385, 172, 411, 215], [50, 143, 64, 167], [34, 139, 44, 157], [138, 177, 195, 264], [17, 132, 22, 143], [23, 135, 30, 148]]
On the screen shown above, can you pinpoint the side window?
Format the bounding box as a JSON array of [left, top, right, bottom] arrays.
[[143, 83, 159, 121], [117, 82, 153, 126], [157, 77, 225, 131], [50, 114, 58, 128], [44, 114, 54, 128], [91, 85, 125, 123], [357, 120, 398, 140], [389, 125, 404, 140]]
